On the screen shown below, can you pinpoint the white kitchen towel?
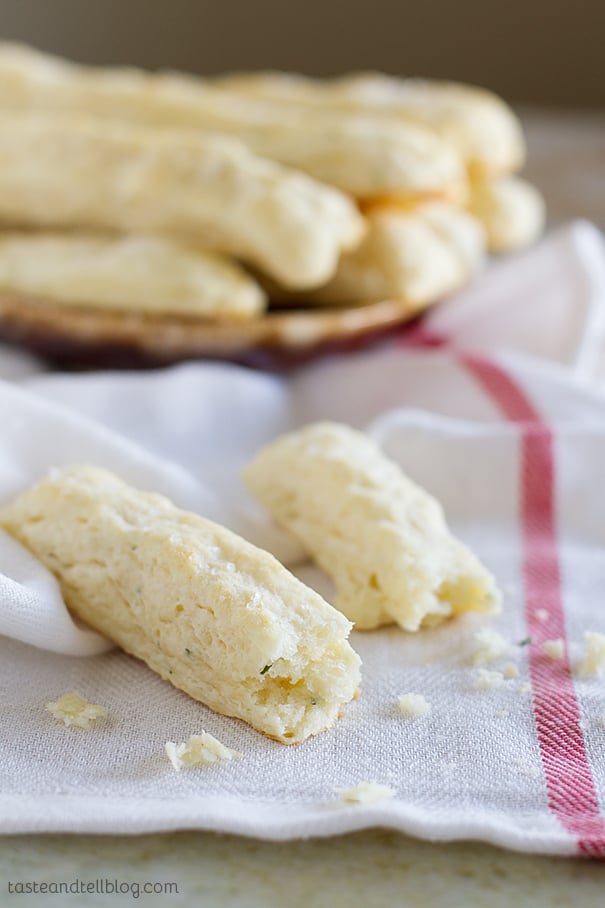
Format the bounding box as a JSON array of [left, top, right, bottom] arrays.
[[1, 221, 605, 856]]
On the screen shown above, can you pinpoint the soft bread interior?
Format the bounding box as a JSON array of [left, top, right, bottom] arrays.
[[0, 466, 361, 743]]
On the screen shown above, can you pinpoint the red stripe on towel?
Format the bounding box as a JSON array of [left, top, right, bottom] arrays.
[[462, 353, 605, 857], [399, 325, 605, 854]]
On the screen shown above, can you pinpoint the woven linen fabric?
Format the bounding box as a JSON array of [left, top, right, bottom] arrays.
[[1, 221, 605, 856]]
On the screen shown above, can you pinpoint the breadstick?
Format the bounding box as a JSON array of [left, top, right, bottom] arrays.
[[244, 422, 501, 631], [272, 202, 485, 307], [0, 233, 266, 319], [0, 43, 465, 201], [214, 69, 525, 179], [467, 175, 545, 254], [0, 466, 361, 743], [0, 111, 363, 290]]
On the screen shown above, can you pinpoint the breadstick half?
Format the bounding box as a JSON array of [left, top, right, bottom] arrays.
[[0, 466, 361, 743], [244, 422, 501, 631]]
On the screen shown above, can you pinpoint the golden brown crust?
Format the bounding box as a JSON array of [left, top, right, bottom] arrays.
[[359, 182, 469, 212]]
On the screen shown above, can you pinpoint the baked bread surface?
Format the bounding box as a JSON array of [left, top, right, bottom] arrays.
[[244, 422, 501, 630], [0, 466, 361, 743], [0, 111, 363, 290], [0, 232, 266, 319], [0, 43, 465, 201]]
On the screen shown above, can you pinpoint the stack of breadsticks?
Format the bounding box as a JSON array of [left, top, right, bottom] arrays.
[[0, 44, 544, 363]]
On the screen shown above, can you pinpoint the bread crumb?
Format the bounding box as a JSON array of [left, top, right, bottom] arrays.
[[46, 692, 107, 729], [578, 631, 605, 677], [496, 709, 509, 718], [338, 782, 395, 805], [165, 732, 241, 771], [471, 627, 511, 665], [502, 662, 519, 679], [397, 693, 431, 717], [473, 669, 504, 690], [536, 609, 549, 623], [543, 638, 564, 660], [518, 682, 531, 694]]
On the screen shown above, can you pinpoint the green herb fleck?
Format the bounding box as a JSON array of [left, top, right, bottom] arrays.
[[260, 663, 273, 675], [519, 636, 533, 647], [309, 697, 318, 706], [168, 670, 173, 675], [184, 648, 192, 656]]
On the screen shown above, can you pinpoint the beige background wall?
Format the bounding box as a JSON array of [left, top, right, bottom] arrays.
[[2, 0, 604, 107]]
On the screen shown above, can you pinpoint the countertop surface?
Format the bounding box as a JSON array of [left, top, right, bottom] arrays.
[[2, 109, 605, 907], [3, 828, 605, 907]]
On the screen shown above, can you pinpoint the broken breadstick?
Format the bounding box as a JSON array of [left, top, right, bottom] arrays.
[[244, 422, 501, 630], [0, 466, 361, 743]]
